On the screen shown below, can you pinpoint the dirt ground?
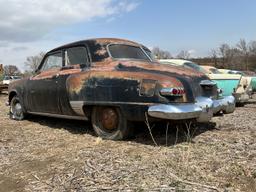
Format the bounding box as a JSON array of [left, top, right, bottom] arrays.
[[0, 93, 255, 192]]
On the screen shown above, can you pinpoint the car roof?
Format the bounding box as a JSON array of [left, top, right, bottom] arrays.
[[48, 38, 141, 54]]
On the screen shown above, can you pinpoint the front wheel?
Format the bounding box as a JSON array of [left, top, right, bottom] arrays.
[[91, 106, 132, 140], [10, 96, 26, 120]]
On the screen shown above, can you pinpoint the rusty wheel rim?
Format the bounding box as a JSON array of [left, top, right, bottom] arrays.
[[100, 108, 119, 131]]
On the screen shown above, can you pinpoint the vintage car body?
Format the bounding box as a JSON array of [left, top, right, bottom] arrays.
[[159, 59, 249, 104], [7, 38, 235, 140], [219, 69, 255, 95], [251, 77, 256, 92], [203, 67, 251, 102], [243, 71, 256, 92]]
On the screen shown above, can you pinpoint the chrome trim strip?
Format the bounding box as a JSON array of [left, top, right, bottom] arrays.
[[70, 101, 85, 116], [70, 101, 156, 107], [27, 111, 88, 121]]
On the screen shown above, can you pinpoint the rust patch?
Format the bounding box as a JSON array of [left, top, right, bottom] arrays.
[[100, 107, 118, 131], [139, 79, 157, 97], [31, 68, 60, 80], [94, 38, 140, 47], [95, 48, 108, 56], [67, 72, 91, 94], [67, 69, 184, 97]]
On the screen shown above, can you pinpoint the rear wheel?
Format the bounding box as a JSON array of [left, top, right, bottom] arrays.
[[10, 96, 26, 120], [91, 106, 132, 140]]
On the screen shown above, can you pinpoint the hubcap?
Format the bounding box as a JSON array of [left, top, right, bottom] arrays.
[[100, 108, 118, 131], [12, 102, 22, 117]]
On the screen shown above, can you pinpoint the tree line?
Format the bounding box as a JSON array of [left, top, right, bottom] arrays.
[[1, 38, 256, 81], [152, 39, 256, 71]]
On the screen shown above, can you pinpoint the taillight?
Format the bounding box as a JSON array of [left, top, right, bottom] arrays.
[[160, 87, 185, 96]]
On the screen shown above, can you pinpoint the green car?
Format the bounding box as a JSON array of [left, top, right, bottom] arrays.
[[220, 69, 256, 96], [159, 59, 250, 104], [251, 78, 256, 92], [220, 69, 256, 94]]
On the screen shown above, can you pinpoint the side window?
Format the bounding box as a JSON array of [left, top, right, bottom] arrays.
[[42, 52, 63, 71], [66, 47, 89, 66]]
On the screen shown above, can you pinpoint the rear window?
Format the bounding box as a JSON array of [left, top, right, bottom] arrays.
[[184, 62, 207, 73], [108, 44, 150, 61], [209, 68, 221, 74]]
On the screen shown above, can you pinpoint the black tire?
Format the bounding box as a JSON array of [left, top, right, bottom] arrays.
[[10, 96, 26, 120], [91, 106, 132, 140]]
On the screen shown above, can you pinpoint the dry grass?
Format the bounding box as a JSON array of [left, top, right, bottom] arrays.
[[0, 92, 255, 192]]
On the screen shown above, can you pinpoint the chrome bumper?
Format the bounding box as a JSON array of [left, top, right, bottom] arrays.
[[212, 96, 236, 114], [233, 93, 250, 103], [148, 96, 235, 123]]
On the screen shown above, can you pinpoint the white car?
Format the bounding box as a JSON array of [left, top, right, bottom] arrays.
[[3, 76, 21, 85]]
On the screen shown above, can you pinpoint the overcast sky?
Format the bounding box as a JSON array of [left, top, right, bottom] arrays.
[[0, 0, 256, 71]]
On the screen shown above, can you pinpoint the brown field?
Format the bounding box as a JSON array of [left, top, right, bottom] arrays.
[[0, 93, 255, 192]]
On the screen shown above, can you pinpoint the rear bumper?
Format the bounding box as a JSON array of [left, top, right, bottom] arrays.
[[148, 96, 235, 123], [233, 92, 250, 103], [212, 96, 236, 114]]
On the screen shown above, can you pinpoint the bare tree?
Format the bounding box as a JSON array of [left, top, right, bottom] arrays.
[[151, 47, 172, 59], [249, 41, 256, 56], [176, 50, 190, 59], [210, 49, 218, 67], [0, 64, 3, 74], [236, 39, 250, 70], [4, 65, 20, 76], [219, 43, 230, 67], [25, 52, 45, 73]]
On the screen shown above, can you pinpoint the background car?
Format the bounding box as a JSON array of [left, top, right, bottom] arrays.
[[3, 76, 21, 85], [219, 69, 256, 95], [159, 59, 249, 105]]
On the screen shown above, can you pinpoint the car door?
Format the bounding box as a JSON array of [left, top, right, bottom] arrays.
[[27, 51, 63, 114], [57, 46, 90, 116]]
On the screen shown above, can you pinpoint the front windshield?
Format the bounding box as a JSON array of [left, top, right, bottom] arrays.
[[184, 62, 208, 74], [108, 44, 150, 61]]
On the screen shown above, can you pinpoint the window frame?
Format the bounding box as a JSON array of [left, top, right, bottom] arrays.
[[38, 51, 64, 72], [64, 45, 91, 67], [106, 43, 152, 62]]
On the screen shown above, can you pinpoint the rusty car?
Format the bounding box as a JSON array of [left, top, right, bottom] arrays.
[[7, 38, 235, 140]]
